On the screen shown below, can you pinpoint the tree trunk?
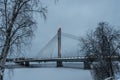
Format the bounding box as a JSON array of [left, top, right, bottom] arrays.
[[0, 11, 16, 79], [0, 37, 11, 80], [0, 45, 10, 80], [0, 74, 3, 80], [0, 67, 4, 80]]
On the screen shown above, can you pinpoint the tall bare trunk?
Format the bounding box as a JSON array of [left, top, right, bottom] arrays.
[[0, 41, 10, 80], [0, 74, 3, 80], [0, 28, 11, 80]]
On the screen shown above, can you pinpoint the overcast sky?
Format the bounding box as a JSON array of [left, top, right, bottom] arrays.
[[26, 0, 120, 57]]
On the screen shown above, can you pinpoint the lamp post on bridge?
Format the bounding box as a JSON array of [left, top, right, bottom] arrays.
[[57, 28, 63, 67]]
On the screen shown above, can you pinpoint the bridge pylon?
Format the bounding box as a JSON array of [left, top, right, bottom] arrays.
[[57, 28, 63, 67]]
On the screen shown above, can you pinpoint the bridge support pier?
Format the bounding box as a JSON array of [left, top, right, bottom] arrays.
[[57, 61, 63, 67], [57, 28, 63, 67], [84, 61, 91, 69], [24, 62, 30, 66]]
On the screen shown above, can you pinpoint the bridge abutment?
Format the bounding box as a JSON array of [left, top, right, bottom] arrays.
[[84, 61, 91, 69]]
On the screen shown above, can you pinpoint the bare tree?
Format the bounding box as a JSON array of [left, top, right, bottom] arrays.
[[80, 22, 120, 80], [0, 0, 47, 80]]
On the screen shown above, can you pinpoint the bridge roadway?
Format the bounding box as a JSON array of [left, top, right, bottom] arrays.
[[5, 57, 86, 69], [6, 57, 86, 63], [6, 56, 120, 63], [5, 56, 120, 69]]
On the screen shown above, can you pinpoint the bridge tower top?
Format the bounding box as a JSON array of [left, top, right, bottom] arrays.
[[58, 27, 61, 58], [57, 27, 63, 67]]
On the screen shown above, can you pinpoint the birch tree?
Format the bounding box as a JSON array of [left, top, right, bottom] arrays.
[[0, 0, 47, 80]]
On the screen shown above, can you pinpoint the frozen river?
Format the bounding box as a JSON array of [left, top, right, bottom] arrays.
[[4, 62, 92, 80], [5, 68, 92, 80]]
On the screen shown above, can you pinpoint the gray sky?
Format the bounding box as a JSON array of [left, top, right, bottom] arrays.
[[27, 0, 120, 57]]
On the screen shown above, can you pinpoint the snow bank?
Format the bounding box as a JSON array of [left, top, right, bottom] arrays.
[[4, 68, 92, 80]]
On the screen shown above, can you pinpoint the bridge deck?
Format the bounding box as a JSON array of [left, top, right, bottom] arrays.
[[6, 57, 86, 63], [5, 56, 120, 69], [6, 56, 120, 63]]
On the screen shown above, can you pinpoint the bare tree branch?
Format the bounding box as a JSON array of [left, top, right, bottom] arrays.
[[0, 0, 47, 79], [80, 22, 120, 80]]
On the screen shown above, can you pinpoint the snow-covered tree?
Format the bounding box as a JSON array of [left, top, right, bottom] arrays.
[[80, 22, 120, 80]]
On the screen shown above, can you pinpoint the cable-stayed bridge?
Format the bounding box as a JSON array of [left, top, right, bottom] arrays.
[[5, 28, 120, 69]]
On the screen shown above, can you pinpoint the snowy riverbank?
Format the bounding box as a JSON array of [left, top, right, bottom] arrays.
[[5, 68, 92, 80]]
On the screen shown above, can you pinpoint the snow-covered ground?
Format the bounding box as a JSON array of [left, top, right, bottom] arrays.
[[4, 62, 92, 80], [5, 68, 92, 80], [4, 62, 120, 80]]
